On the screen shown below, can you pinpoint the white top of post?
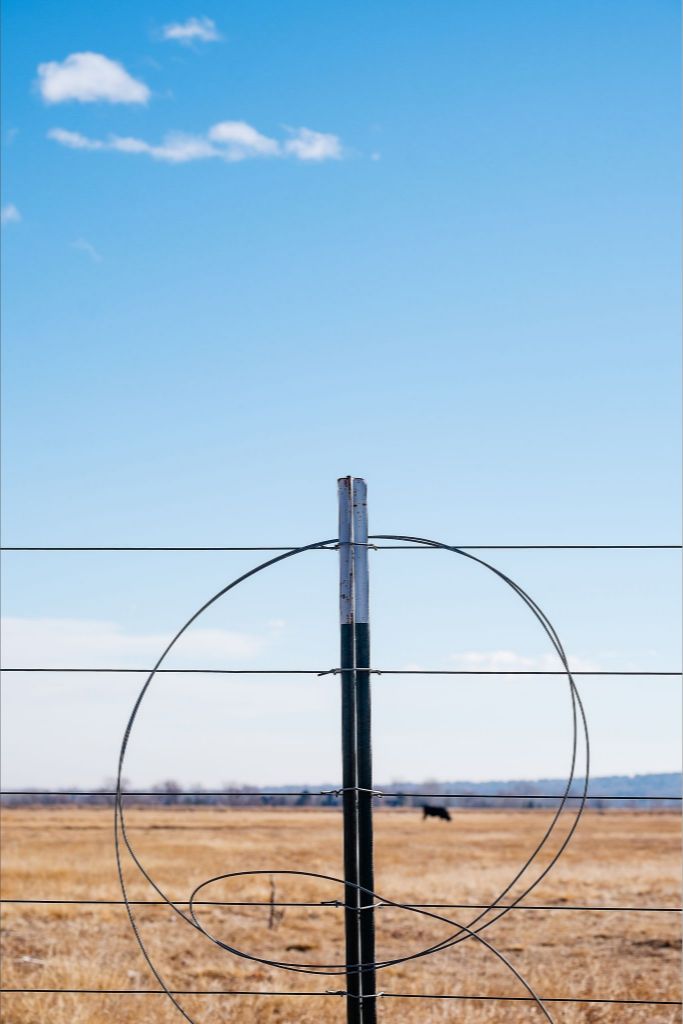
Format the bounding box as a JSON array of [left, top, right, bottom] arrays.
[[352, 478, 369, 625], [338, 477, 354, 625]]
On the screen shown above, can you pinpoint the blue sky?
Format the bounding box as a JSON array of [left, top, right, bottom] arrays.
[[1, 1, 680, 787]]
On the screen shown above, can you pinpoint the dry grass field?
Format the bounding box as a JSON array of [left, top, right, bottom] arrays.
[[1, 807, 680, 1023]]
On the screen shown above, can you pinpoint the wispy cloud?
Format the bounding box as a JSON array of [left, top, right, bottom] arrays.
[[48, 128, 104, 150], [114, 132, 218, 163], [49, 127, 217, 163], [1, 203, 21, 225], [36, 52, 150, 105], [162, 16, 221, 44], [449, 650, 600, 673], [48, 121, 343, 165], [284, 127, 342, 162], [1, 617, 280, 668], [208, 120, 279, 157], [72, 238, 102, 263]]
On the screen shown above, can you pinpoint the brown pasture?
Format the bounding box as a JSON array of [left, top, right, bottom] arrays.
[[1, 807, 680, 1023]]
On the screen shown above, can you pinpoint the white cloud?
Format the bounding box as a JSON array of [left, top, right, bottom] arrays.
[[48, 128, 104, 150], [72, 238, 102, 263], [1, 203, 21, 225], [49, 127, 216, 163], [284, 127, 342, 161], [113, 132, 218, 163], [162, 16, 221, 44], [48, 121, 342, 165], [37, 52, 150, 105], [449, 650, 600, 673], [1, 617, 275, 669], [208, 120, 279, 158]]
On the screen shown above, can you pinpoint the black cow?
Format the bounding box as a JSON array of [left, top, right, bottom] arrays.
[[422, 804, 451, 822]]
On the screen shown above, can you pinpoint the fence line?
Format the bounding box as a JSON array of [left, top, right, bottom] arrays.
[[2, 789, 678, 800], [2, 898, 679, 912], [2, 542, 680, 551], [2, 666, 678, 676], [1, 987, 679, 1006], [3, 533, 679, 1019]]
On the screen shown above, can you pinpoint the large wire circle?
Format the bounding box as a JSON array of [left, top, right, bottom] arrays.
[[115, 535, 589, 1023]]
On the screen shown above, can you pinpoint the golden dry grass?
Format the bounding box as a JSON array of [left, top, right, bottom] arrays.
[[0, 807, 680, 1023]]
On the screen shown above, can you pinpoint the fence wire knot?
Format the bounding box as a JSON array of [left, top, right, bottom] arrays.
[[320, 786, 384, 798]]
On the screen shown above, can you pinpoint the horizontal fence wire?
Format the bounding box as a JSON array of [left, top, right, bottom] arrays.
[[2, 667, 679, 675], [1, 543, 680, 551], [2, 898, 679, 912], [2, 790, 679, 800], [381, 994, 682, 1005], [0, 988, 678, 1005]]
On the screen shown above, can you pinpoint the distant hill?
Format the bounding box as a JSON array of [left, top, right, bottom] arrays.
[[368, 772, 681, 808]]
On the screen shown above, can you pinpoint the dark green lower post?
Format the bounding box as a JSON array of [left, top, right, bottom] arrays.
[[355, 621, 376, 1023], [341, 622, 361, 1023]]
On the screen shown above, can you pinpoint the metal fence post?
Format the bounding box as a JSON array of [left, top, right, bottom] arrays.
[[339, 476, 377, 1024], [339, 477, 362, 1023]]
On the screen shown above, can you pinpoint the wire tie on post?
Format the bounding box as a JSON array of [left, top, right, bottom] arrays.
[[324, 786, 383, 797], [325, 900, 385, 912]]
